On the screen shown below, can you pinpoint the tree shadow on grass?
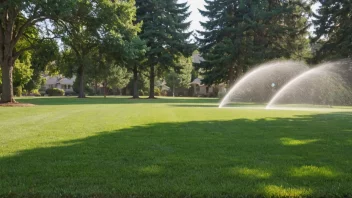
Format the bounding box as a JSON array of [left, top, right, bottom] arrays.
[[1, 113, 352, 197], [16, 97, 220, 106]]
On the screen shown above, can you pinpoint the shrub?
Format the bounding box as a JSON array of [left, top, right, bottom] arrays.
[[15, 86, 22, 97], [46, 88, 65, 96], [154, 87, 161, 96], [31, 89, 41, 97]]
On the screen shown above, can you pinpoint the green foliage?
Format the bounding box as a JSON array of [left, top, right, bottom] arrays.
[[56, 0, 141, 98], [0, 0, 76, 102], [14, 86, 22, 97], [24, 40, 59, 92], [312, 1, 352, 61], [108, 66, 132, 90], [138, 90, 145, 96], [136, 0, 195, 97], [31, 89, 41, 97], [166, 56, 193, 90], [13, 52, 34, 88], [24, 75, 46, 93], [154, 87, 161, 96], [197, 0, 311, 85], [73, 76, 92, 95], [46, 88, 64, 96]]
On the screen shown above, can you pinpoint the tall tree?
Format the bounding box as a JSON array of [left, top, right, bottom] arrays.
[[136, 0, 194, 98], [123, 37, 147, 99], [24, 40, 59, 93], [166, 56, 192, 97], [312, 1, 352, 60], [0, 0, 73, 103], [197, 0, 310, 86], [107, 66, 132, 96], [56, 0, 140, 98]]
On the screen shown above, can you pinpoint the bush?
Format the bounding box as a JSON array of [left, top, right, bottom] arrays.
[[31, 89, 41, 97], [154, 88, 161, 96], [15, 86, 22, 97], [46, 88, 65, 96]]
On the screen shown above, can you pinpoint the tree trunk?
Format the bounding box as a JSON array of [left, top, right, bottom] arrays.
[[78, 65, 86, 98], [133, 65, 139, 99], [1, 64, 15, 103], [119, 88, 122, 96], [0, 7, 16, 103], [173, 86, 175, 97], [149, 64, 155, 99]]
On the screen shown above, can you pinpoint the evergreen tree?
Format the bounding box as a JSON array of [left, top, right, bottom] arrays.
[[197, 0, 310, 86], [312, 1, 352, 60], [136, 0, 194, 98]]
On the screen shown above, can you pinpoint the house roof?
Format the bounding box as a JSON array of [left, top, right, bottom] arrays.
[[44, 75, 75, 85], [46, 76, 59, 85], [190, 78, 202, 85], [59, 77, 75, 85]]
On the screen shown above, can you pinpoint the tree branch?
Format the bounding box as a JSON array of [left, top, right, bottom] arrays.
[[11, 5, 50, 50], [12, 46, 34, 61]]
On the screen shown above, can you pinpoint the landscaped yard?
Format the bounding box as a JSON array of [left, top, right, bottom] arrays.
[[1, 97, 352, 197]]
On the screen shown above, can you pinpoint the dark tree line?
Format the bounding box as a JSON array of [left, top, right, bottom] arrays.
[[1, 0, 351, 103]]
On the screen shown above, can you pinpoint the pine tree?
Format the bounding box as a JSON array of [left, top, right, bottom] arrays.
[[136, 0, 194, 98], [313, 1, 352, 60], [197, 0, 310, 86]]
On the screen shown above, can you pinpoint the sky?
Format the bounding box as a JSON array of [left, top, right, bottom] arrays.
[[188, 0, 206, 33], [186, 0, 321, 33]]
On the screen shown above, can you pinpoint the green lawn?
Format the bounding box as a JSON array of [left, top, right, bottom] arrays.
[[1, 97, 352, 197]]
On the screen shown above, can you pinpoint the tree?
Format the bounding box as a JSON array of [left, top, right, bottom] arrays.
[[0, 0, 74, 103], [123, 37, 147, 99], [136, 0, 194, 98], [166, 56, 192, 97], [197, 0, 311, 86], [312, 1, 352, 60], [24, 40, 59, 93], [107, 66, 132, 96], [56, 0, 140, 98], [13, 51, 33, 90]]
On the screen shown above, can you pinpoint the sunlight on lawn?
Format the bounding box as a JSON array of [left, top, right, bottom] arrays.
[[290, 166, 337, 177], [280, 137, 320, 146], [263, 185, 312, 197], [139, 165, 164, 175], [230, 167, 271, 179]]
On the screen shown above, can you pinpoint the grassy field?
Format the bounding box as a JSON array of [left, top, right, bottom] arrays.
[[1, 97, 352, 197]]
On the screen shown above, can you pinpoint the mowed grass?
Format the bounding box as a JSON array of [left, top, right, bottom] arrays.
[[1, 97, 352, 197]]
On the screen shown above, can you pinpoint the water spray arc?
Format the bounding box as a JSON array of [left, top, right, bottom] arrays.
[[266, 61, 352, 109], [219, 61, 309, 108]]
